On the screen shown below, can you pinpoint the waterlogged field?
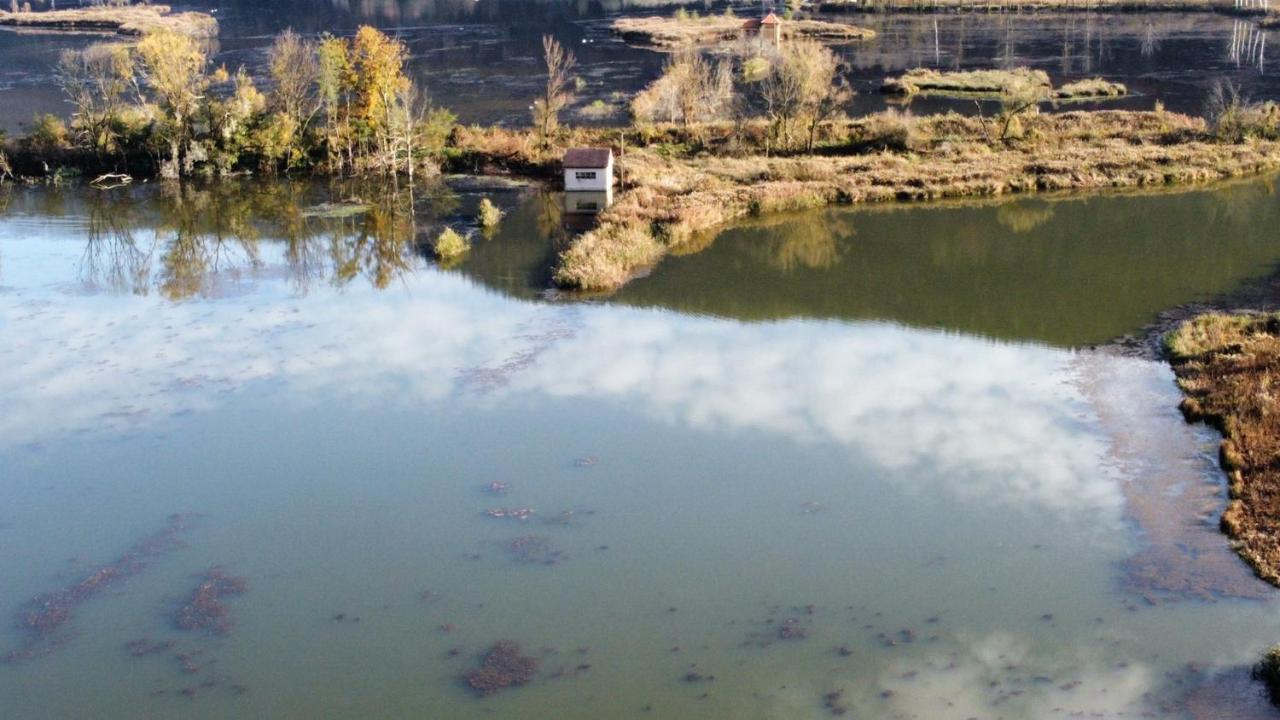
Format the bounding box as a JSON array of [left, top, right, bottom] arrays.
[[1, 180, 1279, 718]]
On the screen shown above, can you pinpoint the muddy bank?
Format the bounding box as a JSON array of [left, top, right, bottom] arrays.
[[1165, 313, 1280, 586], [0, 6, 217, 39]]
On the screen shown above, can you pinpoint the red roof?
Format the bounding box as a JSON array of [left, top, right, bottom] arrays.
[[563, 148, 612, 169], [761, 12, 781, 25]]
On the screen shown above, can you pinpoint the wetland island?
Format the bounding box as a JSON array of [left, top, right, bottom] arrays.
[[4, 1, 1280, 718]]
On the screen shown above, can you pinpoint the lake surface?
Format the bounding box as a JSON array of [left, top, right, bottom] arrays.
[[1, 1, 1277, 130], [1, 177, 1279, 718]]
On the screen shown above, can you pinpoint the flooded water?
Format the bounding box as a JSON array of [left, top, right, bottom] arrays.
[[1, 177, 1280, 718], [1, 1, 1278, 131]]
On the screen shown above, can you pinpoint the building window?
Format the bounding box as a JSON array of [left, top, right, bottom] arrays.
[[574, 171, 598, 180]]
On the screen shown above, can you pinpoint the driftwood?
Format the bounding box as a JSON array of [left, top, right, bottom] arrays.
[[90, 173, 133, 189]]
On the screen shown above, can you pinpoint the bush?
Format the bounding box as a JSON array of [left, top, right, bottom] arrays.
[[1208, 82, 1280, 143], [476, 197, 503, 230], [27, 114, 70, 153], [1255, 643, 1280, 705], [433, 227, 471, 263]]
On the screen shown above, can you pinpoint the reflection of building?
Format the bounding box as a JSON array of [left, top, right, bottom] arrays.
[[562, 190, 614, 233], [563, 148, 614, 192]]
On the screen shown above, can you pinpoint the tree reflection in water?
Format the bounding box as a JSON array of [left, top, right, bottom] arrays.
[[74, 178, 460, 299]]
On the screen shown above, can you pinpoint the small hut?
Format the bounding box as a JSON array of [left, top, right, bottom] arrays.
[[744, 12, 782, 48], [563, 148, 613, 192]]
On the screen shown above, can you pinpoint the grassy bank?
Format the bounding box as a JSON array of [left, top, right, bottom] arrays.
[[0, 6, 217, 39], [549, 109, 1280, 291], [1166, 313, 1280, 586], [611, 15, 875, 48]]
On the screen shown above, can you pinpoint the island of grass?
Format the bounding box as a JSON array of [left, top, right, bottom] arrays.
[[527, 109, 1280, 291], [0, 5, 217, 39], [611, 14, 875, 49], [881, 67, 1126, 101], [1166, 313, 1280, 586]]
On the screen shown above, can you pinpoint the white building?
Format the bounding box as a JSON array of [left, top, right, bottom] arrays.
[[563, 148, 614, 192]]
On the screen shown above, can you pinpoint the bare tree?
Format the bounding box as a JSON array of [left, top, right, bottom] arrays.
[[758, 40, 851, 154], [533, 35, 576, 145], [632, 48, 735, 128], [268, 29, 321, 136], [56, 44, 137, 157]]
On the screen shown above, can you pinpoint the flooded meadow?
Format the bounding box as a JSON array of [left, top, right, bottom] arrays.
[[1, 176, 1280, 718]]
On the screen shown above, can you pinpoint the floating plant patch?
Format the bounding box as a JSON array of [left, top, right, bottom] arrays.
[[463, 640, 541, 696]]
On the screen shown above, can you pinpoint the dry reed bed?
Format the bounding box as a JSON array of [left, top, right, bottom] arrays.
[[553, 111, 1280, 291], [0, 6, 218, 39], [611, 16, 875, 48], [882, 67, 1051, 96], [1167, 313, 1280, 586]]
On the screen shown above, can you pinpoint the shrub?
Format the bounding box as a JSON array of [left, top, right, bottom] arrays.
[[433, 227, 471, 263], [1209, 84, 1280, 143], [27, 114, 70, 153], [477, 197, 503, 230]]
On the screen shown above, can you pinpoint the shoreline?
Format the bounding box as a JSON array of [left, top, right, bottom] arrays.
[[0, 6, 217, 39]]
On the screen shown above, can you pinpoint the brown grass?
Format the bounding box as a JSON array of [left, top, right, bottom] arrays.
[[0, 5, 217, 39], [1167, 313, 1280, 586], [551, 110, 1280, 291], [611, 16, 874, 49], [881, 67, 1051, 97], [1053, 78, 1128, 100]]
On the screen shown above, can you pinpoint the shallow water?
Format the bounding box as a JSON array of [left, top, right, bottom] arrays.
[[1, 179, 1279, 718], [1, 1, 1277, 131]]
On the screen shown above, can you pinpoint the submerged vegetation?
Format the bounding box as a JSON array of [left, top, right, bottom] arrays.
[[463, 640, 541, 696], [1167, 313, 1280, 585], [4, 515, 195, 663]]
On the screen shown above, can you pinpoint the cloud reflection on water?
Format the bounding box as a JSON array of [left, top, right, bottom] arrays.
[[0, 238, 1120, 524]]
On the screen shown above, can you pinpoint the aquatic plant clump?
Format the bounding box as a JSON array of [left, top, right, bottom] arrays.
[[175, 567, 248, 635], [476, 198, 503, 230], [463, 640, 541, 696], [4, 514, 195, 662], [433, 228, 471, 264], [1167, 313, 1280, 585], [881, 67, 1051, 98], [1053, 78, 1128, 100]]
